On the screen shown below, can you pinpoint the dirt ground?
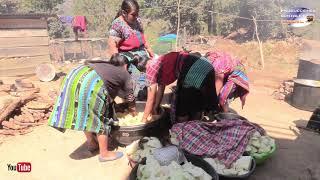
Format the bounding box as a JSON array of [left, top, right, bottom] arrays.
[[0, 41, 320, 180]]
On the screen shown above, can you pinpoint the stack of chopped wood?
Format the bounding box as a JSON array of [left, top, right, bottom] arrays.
[[273, 80, 294, 100], [0, 79, 54, 136]]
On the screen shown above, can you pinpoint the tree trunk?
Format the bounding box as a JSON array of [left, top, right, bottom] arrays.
[[252, 15, 265, 69], [175, 0, 181, 51]]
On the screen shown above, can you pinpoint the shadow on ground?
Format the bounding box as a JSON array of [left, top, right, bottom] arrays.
[[249, 119, 320, 180]]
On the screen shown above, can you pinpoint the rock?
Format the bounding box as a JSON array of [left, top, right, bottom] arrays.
[[0, 84, 16, 92], [48, 89, 58, 100], [26, 101, 51, 110], [2, 120, 23, 130], [9, 92, 20, 97], [288, 87, 294, 93], [279, 88, 285, 93], [274, 93, 285, 100], [15, 79, 34, 89], [79, 59, 87, 64]]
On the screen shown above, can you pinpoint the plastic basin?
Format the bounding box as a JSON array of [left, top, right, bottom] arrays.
[[250, 143, 276, 165], [128, 153, 219, 180]]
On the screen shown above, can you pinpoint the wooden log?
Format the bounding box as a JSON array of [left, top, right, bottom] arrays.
[[0, 90, 38, 123], [16, 87, 40, 93], [2, 120, 23, 130], [22, 111, 35, 123], [0, 129, 16, 135], [15, 79, 34, 89], [13, 119, 44, 127], [0, 84, 15, 92], [19, 129, 33, 135]]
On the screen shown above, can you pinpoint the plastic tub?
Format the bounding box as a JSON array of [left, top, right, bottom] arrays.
[[111, 102, 171, 146], [216, 157, 256, 180], [128, 153, 219, 180], [250, 143, 276, 165]]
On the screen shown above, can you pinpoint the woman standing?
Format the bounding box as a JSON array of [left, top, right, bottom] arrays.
[[142, 51, 219, 123], [48, 54, 136, 162], [205, 51, 249, 112], [108, 0, 154, 60], [108, 0, 154, 99]]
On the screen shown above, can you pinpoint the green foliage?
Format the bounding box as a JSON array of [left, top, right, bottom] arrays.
[[0, 0, 19, 14], [19, 0, 64, 13], [3, 0, 319, 41], [73, 0, 121, 37], [142, 19, 170, 45], [47, 17, 70, 38]]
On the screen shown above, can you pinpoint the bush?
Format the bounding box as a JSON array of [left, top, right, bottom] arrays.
[[47, 17, 70, 39]]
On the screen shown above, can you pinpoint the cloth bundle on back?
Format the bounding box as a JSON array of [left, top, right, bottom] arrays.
[[170, 120, 265, 167]]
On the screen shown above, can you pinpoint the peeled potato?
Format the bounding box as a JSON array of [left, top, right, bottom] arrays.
[[117, 112, 154, 126]]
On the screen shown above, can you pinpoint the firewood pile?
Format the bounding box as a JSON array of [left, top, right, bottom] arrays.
[[0, 79, 56, 136], [273, 80, 294, 101]]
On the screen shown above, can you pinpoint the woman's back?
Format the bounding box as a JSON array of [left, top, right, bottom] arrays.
[[88, 62, 133, 99]]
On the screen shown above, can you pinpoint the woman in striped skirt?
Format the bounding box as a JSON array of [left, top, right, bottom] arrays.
[[205, 51, 249, 112], [48, 54, 137, 162]]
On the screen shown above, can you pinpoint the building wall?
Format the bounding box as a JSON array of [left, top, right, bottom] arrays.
[[0, 17, 50, 77]]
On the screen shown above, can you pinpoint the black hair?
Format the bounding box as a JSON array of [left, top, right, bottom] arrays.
[[114, 0, 140, 19], [131, 55, 149, 72], [190, 52, 202, 57], [109, 53, 129, 66]]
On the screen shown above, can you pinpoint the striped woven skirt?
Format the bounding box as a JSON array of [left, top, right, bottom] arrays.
[[48, 65, 112, 134], [219, 65, 249, 108], [172, 56, 219, 122]]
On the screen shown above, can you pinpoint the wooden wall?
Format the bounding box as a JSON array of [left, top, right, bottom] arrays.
[[0, 29, 50, 77]]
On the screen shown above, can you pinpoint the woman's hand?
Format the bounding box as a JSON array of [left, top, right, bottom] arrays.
[[129, 111, 138, 117], [128, 103, 137, 116], [144, 41, 154, 58], [148, 50, 154, 59]]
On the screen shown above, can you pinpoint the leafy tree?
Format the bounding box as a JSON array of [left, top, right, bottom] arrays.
[[19, 0, 64, 13], [0, 0, 19, 14], [73, 0, 121, 37], [47, 17, 70, 38]]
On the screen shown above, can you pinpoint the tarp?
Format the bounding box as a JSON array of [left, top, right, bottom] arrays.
[[157, 34, 177, 42]]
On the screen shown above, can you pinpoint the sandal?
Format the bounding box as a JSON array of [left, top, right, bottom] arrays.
[[98, 152, 124, 162]]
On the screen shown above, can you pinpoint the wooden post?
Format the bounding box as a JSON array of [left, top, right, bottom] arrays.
[[175, 0, 181, 51], [183, 27, 187, 48], [252, 15, 265, 69]]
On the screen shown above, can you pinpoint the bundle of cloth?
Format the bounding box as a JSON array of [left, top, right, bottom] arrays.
[[170, 119, 265, 168]]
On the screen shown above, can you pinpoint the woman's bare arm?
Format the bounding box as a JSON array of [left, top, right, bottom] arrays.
[[215, 73, 225, 96], [108, 36, 119, 55], [153, 84, 165, 114], [142, 84, 157, 122]]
